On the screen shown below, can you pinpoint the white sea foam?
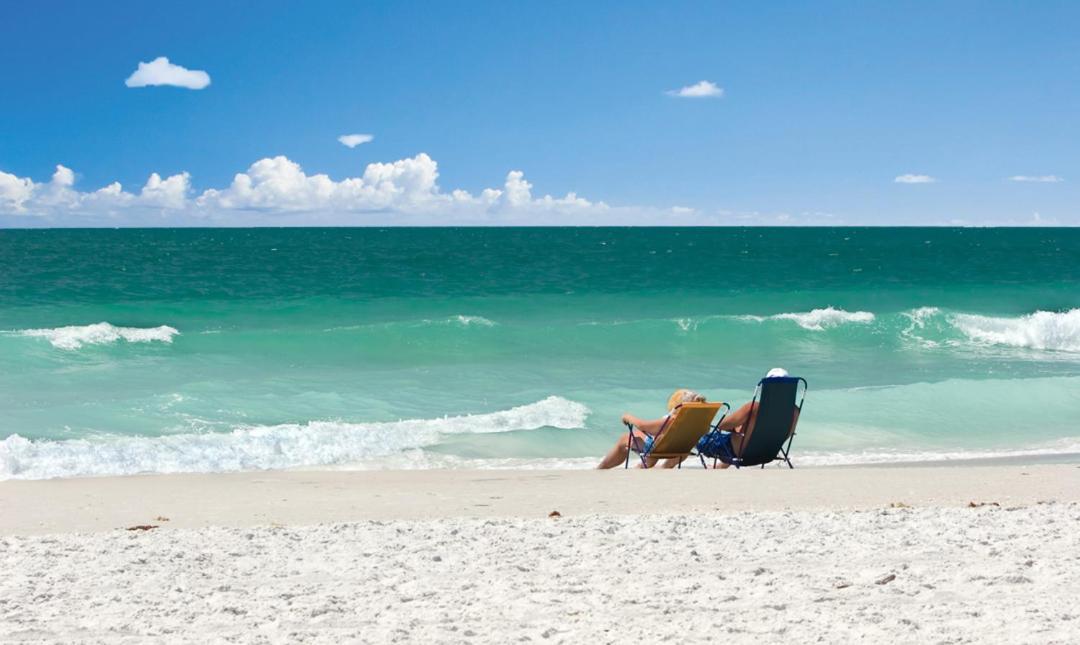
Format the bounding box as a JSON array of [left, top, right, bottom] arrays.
[[20, 322, 179, 350], [903, 306, 942, 328], [796, 437, 1080, 467], [0, 396, 589, 480], [323, 442, 1080, 470], [324, 315, 497, 333], [740, 307, 876, 331], [899, 307, 944, 347], [673, 318, 696, 332], [449, 315, 497, 327], [950, 309, 1080, 353]]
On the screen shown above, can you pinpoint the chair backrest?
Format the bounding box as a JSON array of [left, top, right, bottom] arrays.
[[737, 377, 805, 466], [649, 402, 723, 457]]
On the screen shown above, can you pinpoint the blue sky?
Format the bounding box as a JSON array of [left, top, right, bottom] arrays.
[[1, 0, 1078, 225]]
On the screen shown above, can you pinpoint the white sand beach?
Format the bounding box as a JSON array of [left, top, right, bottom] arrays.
[[2, 464, 1080, 643]]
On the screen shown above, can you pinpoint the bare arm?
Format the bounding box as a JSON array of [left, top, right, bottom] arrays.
[[621, 413, 668, 436], [717, 402, 755, 432]]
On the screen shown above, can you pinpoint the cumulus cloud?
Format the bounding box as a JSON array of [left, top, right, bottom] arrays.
[[338, 134, 374, 148], [198, 154, 442, 212], [0, 154, 636, 225], [125, 57, 211, 90], [0, 165, 193, 221], [1008, 175, 1063, 183], [666, 80, 724, 98], [140, 172, 192, 208], [0, 171, 36, 211], [894, 174, 937, 184], [51, 165, 75, 187]]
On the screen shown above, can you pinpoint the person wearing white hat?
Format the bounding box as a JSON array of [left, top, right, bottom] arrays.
[[709, 367, 797, 468]]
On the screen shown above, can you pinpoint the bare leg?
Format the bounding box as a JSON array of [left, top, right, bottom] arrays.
[[710, 403, 755, 469], [659, 456, 685, 469], [712, 424, 749, 469], [597, 430, 649, 469]]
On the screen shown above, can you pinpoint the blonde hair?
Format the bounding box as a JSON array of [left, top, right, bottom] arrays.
[[667, 389, 706, 412]]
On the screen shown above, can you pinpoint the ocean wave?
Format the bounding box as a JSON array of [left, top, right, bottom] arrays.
[[323, 315, 497, 333], [18, 322, 179, 350], [796, 437, 1080, 467], [0, 396, 589, 480], [902, 306, 942, 329], [320, 442, 1080, 470], [448, 315, 497, 327], [950, 309, 1080, 353], [739, 307, 876, 331], [898, 307, 944, 347]]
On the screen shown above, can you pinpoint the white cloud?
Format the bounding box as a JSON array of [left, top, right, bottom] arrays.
[[0, 166, 193, 219], [140, 172, 191, 208], [198, 154, 443, 212], [0, 154, 635, 225], [1008, 175, 1063, 183], [0, 171, 36, 211], [338, 134, 374, 148], [125, 57, 211, 90], [894, 174, 937, 184], [503, 170, 532, 207], [35, 164, 80, 208], [666, 80, 724, 98], [52, 165, 74, 187]]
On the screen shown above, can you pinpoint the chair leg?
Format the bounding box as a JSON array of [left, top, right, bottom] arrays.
[[779, 446, 794, 469]]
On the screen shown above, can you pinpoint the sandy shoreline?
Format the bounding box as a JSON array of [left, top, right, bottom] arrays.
[[2, 464, 1079, 535], [3, 465, 1079, 643]]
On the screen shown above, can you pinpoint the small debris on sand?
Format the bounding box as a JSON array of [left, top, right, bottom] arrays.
[[125, 525, 159, 532], [875, 573, 897, 585], [154, 516, 170, 522], [548, 511, 562, 518], [888, 502, 911, 508], [968, 501, 1000, 508]]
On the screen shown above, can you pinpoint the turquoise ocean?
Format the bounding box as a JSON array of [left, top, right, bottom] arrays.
[[1, 227, 1079, 479]]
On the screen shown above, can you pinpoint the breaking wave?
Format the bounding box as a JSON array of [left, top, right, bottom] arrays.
[[18, 323, 179, 350], [447, 315, 497, 327], [950, 309, 1080, 353], [0, 396, 589, 480], [739, 307, 876, 331], [323, 315, 497, 333]]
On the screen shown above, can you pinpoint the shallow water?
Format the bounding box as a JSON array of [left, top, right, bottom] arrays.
[[2, 227, 1079, 478]]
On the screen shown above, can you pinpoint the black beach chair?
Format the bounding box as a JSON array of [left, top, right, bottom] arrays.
[[697, 376, 807, 469]]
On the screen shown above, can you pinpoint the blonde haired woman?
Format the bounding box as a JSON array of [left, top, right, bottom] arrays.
[[596, 389, 707, 469]]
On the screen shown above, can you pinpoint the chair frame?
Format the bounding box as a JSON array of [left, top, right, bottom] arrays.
[[624, 402, 730, 469], [708, 377, 807, 470]]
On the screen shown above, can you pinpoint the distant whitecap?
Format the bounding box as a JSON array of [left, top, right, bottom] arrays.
[[19, 322, 179, 350]]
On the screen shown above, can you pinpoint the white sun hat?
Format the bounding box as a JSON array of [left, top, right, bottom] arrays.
[[765, 367, 789, 378]]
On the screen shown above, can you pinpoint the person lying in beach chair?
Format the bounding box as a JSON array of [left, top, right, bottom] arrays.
[[696, 368, 806, 469], [596, 389, 727, 469]]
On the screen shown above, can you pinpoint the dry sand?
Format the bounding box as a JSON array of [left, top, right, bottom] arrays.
[[2, 464, 1079, 643]]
